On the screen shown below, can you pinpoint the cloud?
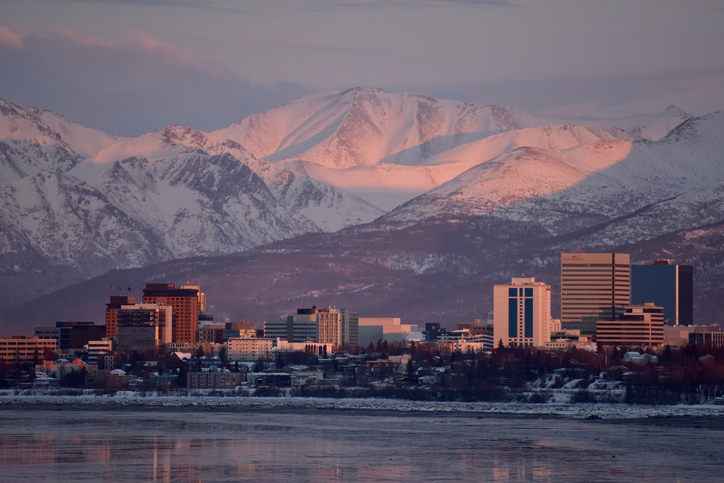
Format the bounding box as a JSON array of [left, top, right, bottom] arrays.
[[0, 26, 25, 48], [0, 27, 315, 136], [434, 0, 517, 6], [52, 27, 212, 71], [64, 0, 258, 14]]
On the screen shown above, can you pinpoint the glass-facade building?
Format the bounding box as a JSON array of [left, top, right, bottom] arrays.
[[631, 262, 693, 326]]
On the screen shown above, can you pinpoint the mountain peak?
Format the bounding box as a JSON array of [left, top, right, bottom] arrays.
[[663, 105, 687, 116]]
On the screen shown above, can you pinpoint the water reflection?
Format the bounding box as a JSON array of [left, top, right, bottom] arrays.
[[0, 408, 721, 482]]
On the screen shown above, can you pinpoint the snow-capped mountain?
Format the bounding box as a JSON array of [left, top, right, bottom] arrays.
[[0, 97, 127, 156], [570, 105, 692, 141], [384, 112, 724, 229], [0, 139, 83, 184], [0, 90, 722, 322], [207, 87, 563, 168], [293, 123, 632, 210]]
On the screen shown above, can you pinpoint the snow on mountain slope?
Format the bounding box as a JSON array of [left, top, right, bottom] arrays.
[[571, 105, 691, 141], [0, 97, 126, 156], [0, 98, 73, 151], [71, 151, 319, 256], [285, 160, 448, 212], [385, 145, 611, 222], [290, 124, 631, 211], [0, 148, 332, 298], [574, 180, 724, 250], [208, 88, 563, 170], [89, 124, 384, 231], [37, 110, 128, 156], [206, 91, 340, 160], [385, 112, 724, 232], [0, 170, 169, 270], [0, 139, 83, 184]]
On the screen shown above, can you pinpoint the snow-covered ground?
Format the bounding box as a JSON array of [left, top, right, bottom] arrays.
[[1, 391, 722, 419]]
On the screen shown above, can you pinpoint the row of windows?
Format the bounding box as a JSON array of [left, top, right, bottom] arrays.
[[561, 263, 615, 267]]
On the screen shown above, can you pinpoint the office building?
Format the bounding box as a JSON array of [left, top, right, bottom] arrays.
[[689, 326, 724, 348], [317, 308, 359, 347], [265, 308, 319, 343], [596, 303, 665, 346], [35, 321, 105, 351], [338, 308, 359, 348], [116, 303, 172, 354], [632, 260, 693, 326], [425, 323, 443, 342], [493, 277, 552, 348], [264, 307, 358, 348], [0, 336, 57, 364], [86, 339, 114, 367], [358, 318, 420, 347], [105, 295, 136, 338], [226, 337, 273, 361], [142, 283, 199, 344], [561, 252, 631, 337]]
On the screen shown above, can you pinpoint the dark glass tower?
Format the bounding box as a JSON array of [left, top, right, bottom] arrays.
[[631, 261, 693, 326]]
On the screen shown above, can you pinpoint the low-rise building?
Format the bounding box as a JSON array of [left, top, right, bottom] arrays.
[[274, 339, 335, 355], [597, 303, 665, 346], [187, 371, 244, 389], [291, 370, 324, 386], [247, 372, 291, 387], [86, 339, 114, 366], [544, 330, 594, 349], [689, 326, 724, 348], [358, 317, 419, 347], [227, 337, 272, 361], [35, 322, 105, 352], [0, 336, 56, 364]]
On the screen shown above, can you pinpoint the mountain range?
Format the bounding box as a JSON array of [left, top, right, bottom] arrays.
[[0, 88, 721, 335]]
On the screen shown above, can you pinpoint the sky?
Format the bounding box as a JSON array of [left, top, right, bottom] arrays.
[[1, 0, 723, 137]]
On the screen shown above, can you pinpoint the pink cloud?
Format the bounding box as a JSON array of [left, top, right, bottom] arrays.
[[0, 26, 25, 49], [52, 27, 208, 70], [54, 27, 121, 49], [127, 29, 197, 65]]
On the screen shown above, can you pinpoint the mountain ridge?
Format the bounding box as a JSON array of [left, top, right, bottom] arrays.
[[2, 89, 721, 329]]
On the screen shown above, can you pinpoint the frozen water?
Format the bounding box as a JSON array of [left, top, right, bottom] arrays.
[[0, 398, 723, 482]]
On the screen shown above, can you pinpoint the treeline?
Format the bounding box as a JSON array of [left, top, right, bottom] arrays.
[[318, 342, 724, 404]]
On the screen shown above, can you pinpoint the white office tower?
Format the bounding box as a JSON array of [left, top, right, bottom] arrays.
[[493, 277, 552, 348], [337, 308, 359, 348]]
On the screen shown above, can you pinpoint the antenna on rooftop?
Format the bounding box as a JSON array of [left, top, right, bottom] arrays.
[[186, 262, 190, 285]]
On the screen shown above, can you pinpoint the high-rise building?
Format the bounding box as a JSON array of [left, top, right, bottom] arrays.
[[631, 260, 693, 326], [105, 295, 136, 338], [493, 277, 552, 348], [338, 308, 359, 348], [317, 309, 340, 345], [117, 304, 172, 346], [142, 283, 199, 344], [561, 252, 631, 336]]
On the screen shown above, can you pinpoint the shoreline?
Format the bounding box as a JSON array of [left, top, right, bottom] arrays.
[[1, 394, 723, 424]]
